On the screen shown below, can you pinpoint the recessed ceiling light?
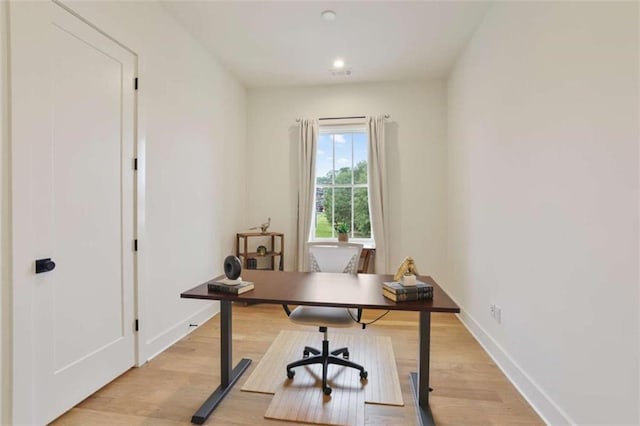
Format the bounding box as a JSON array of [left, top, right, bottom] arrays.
[[333, 59, 345, 69], [321, 10, 336, 21]]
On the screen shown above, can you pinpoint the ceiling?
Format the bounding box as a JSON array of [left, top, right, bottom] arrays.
[[161, 1, 491, 89]]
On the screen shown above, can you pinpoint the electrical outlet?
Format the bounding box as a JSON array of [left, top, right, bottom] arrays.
[[495, 306, 502, 324], [490, 304, 496, 317]]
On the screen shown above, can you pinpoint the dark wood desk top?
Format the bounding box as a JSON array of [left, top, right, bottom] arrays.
[[181, 270, 460, 313]]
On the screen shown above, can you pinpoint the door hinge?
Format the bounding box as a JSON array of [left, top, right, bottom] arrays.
[[135, 319, 139, 331], [134, 239, 138, 251], [133, 158, 138, 170], [134, 77, 138, 90]]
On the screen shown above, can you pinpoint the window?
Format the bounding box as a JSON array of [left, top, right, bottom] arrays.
[[312, 126, 372, 242]]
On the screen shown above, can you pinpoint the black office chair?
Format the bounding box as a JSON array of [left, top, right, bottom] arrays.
[[283, 242, 368, 396]]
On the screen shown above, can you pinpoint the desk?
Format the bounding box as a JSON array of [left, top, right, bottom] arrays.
[[181, 270, 460, 425]]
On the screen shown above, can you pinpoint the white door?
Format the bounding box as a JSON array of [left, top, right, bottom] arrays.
[[10, 2, 136, 424]]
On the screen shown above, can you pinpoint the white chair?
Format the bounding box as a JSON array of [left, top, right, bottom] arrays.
[[283, 242, 368, 395]]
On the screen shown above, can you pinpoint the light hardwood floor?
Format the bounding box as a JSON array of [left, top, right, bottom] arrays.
[[52, 304, 543, 425]]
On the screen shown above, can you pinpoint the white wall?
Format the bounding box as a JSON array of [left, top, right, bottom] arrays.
[[247, 81, 447, 277], [0, 2, 9, 423], [447, 2, 639, 424], [6, 0, 247, 421]]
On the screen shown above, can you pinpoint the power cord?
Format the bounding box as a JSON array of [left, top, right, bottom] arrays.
[[349, 309, 391, 329]]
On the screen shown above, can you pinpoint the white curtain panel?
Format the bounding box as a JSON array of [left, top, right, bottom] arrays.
[[296, 119, 318, 271], [367, 115, 389, 273]]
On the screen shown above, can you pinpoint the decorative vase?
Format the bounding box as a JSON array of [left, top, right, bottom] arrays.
[[338, 233, 348, 242]]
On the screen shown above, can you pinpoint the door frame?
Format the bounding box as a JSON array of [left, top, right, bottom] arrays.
[[8, 1, 144, 423], [1, 1, 10, 425]]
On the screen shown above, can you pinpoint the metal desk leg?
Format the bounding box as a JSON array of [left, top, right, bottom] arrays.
[[191, 300, 252, 424], [409, 311, 435, 426]]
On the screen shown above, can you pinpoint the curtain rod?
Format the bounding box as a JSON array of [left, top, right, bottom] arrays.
[[295, 114, 389, 123]]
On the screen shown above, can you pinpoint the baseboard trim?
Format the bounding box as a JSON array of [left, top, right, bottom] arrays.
[[143, 302, 219, 362], [457, 309, 574, 425]]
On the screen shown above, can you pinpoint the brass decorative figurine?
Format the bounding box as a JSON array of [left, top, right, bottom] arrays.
[[393, 256, 419, 282], [250, 217, 271, 234]]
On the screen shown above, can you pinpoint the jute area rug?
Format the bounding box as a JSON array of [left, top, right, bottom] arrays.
[[241, 329, 403, 426]]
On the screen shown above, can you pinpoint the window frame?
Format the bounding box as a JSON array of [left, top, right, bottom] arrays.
[[311, 123, 374, 246]]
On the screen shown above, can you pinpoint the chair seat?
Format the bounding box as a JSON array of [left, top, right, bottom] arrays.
[[289, 306, 356, 328]]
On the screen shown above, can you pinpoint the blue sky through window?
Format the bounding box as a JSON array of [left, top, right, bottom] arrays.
[[316, 132, 367, 181]]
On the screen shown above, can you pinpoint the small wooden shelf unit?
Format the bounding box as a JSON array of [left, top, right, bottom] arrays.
[[236, 232, 284, 271]]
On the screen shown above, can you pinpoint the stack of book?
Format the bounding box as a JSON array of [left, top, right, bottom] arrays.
[[382, 281, 433, 302], [208, 278, 254, 295]]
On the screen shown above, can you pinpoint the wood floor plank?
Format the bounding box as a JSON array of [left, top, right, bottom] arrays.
[[51, 304, 544, 426]]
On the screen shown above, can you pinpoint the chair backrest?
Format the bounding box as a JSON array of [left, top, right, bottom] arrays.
[[307, 242, 363, 275]]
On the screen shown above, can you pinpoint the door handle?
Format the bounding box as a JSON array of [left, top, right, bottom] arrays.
[[35, 258, 56, 274]]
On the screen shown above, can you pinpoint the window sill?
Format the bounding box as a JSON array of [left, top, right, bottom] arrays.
[[309, 238, 375, 249]]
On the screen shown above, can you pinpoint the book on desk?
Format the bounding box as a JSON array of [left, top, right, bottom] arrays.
[[382, 281, 433, 301], [208, 278, 254, 295]]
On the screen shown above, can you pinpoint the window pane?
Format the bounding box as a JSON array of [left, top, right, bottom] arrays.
[[315, 187, 324, 214], [314, 205, 332, 238], [333, 187, 352, 235], [353, 187, 371, 238], [354, 133, 367, 185], [316, 134, 333, 185], [318, 187, 334, 237], [333, 133, 352, 185]]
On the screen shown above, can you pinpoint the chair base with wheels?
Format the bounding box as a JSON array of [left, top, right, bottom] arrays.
[[286, 326, 368, 396]]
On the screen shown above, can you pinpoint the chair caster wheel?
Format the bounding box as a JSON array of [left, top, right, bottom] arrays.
[[360, 371, 368, 380], [323, 386, 332, 396], [303, 350, 309, 358], [343, 351, 350, 360], [287, 370, 295, 379]]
